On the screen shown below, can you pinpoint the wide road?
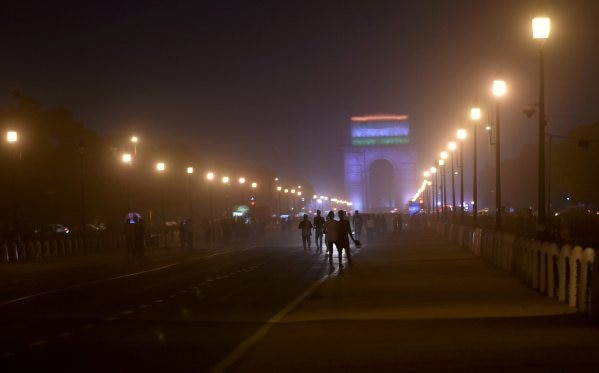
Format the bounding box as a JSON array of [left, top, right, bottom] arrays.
[[0, 232, 333, 372], [2, 229, 599, 372]]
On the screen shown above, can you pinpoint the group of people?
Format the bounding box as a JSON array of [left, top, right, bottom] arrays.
[[298, 209, 360, 269]]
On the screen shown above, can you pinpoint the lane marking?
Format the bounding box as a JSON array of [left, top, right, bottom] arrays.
[[210, 267, 337, 373], [121, 310, 134, 315], [28, 340, 46, 347], [211, 246, 361, 373], [0, 245, 261, 307], [0, 352, 15, 359]]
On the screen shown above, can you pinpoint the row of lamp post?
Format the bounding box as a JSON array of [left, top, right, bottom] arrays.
[[417, 15, 550, 233]]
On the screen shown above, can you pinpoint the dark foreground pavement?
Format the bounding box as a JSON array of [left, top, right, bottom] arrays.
[[226, 230, 599, 372]]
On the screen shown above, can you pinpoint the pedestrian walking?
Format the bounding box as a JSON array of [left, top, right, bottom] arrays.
[[313, 210, 325, 252], [298, 214, 313, 251], [324, 210, 339, 269], [337, 210, 358, 268], [352, 210, 363, 241], [133, 215, 145, 259]]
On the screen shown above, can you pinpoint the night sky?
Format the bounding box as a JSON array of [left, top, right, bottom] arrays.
[[1, 0, 597, 196]]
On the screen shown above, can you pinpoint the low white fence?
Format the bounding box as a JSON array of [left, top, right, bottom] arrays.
[[0, 235, 127, 263], [434, 221, 595, 315]]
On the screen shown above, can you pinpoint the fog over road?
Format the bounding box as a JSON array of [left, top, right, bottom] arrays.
[[2, 230, 599, 372]]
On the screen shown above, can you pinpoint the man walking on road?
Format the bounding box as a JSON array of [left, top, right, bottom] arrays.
[[313, 210, 325, 253], [337, 210, 358, 268], [324, 210, 339, 269], [298, 214, 313, 251]]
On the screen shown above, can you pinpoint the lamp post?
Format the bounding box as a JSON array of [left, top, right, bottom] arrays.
[[533, 15, 550, 237], [423, 171, 431, 214], [492, 76, 506, 230], [187, 166, 194, 221], [6, 131, 19, 236], [457, 129, 467, 224], [222, 176, 230, 216], [437, 159, 447, 219], [447, 142, 457, 222], [470, 101, 481, 226], [130, 136, 138, 156], [206, 171, 215, 246], [440, 151, 448, 220], [121, 153, 132, 212], [276, 186, 282, 216], [156, 162, 166, 227], [79, 140, 86, 233], [430, 166, 437, 218]]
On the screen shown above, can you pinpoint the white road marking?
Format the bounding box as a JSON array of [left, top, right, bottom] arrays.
[[0, 246, 260, 307], [0, 352, 15, 359], [121, 310, 134, 315], [29, 340, 46, 347]]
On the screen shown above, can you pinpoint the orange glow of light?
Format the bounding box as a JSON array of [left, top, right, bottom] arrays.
[[351, 114, 409, 122]]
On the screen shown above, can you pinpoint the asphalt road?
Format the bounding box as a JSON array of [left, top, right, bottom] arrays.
[[2, 229, 599, 372]]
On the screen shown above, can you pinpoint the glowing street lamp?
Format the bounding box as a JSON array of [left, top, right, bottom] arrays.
[[430, 166, 438, 217], [6, 131, 19, 235], [471, 100, 481, 225], [492, 75, 506, 230], [457, 129, 467, 224], [438, 158, 446, 217], [238, 177, 246, 184], [121, 153, 133, 212], [206, 171, 215, 244], [251, 182, 258, 188], [6, 131, 17, 143], [222, 176, 230, 184], [187, 167, 194, 226], [156, 162, 166, 227], [448, 141, 457, 222], [533, 15, 551, 237], [130, 135, 138, 155]]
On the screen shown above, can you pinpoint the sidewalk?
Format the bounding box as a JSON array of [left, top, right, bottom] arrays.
[[234, 230, 599, 372]]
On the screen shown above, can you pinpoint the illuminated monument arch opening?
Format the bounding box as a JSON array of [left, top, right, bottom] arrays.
[[344, 114, 417, 213]]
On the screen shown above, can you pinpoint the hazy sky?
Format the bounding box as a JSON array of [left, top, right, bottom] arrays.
[[1, 0, 597, 196]]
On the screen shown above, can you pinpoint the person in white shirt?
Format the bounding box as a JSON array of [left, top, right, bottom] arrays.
[[324, 211, 339, 269]]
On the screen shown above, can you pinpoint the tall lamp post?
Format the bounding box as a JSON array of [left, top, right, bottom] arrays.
[[206, 171, 215, 246], [470, 101, 481, 226], [121, 153, 132, 212], [187, 166, 194, 221], [439, 154, 448, 219], [456, 129, 467, 224], [533, 16, 550, 237], [79, 140, 86, 232], [430, 166, 437, 218], [423, 171, 431, 214], [440, 150, 449, 219], [448, 142, 457, 222], [156, 162, 166, 227], [492, 76, 506, 230], [6, 131, 19, 236]]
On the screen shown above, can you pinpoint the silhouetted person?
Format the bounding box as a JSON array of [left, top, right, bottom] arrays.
[[352, 210, 363, 241], [298, 214, 313, 250], [313, 210, 325, 253], [337, 210, 357, 268], [324, 210, 339, 269], [366, 214, 375, 243], [393, 213, 403, 233]]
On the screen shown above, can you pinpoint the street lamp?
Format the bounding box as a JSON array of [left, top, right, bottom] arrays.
[[470, 100, 481, 226], [439, 153, 448, 218], [130, 136, 138, 156], [121, 153, 132, 212], [206, 171, 215, 246], [448, 141, 457, 222], [156, 162, 166, 227], [430, 166, 437, 218], [187, 166, 194, 222], [6, 131, 19, 236], [533, 15, 550, 237], [423, 170, 431, 214], [457, 129, 467, 224], [492, 75, 506, 230]]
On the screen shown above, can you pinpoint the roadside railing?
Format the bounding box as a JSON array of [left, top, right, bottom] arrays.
[[432, 220, 596, 315]]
